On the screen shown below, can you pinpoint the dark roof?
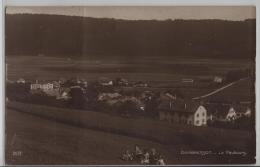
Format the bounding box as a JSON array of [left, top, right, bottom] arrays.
[[204, 102, 252, 118], [204, 103, 230, 118], [158, 98, 204, 114], [158, 95, 185, 111], [233, 104, 251, 113], [163, 89, 185, 99], [183, 101, 201, 113], [159, 108, 197, 117], [98, 77, 112, 83]]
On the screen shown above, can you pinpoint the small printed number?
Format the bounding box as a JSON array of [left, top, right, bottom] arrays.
[[12, 151, 22, 156]]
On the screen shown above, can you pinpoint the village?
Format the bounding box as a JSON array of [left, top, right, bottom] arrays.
[[3, 7, 257, 165], [6, 69, 254, 130]]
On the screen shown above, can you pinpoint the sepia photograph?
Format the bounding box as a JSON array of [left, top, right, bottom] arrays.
[[5, 6, 256, 165]]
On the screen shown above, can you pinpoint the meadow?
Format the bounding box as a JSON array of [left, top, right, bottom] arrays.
[[6, 55, 254, 100], [6, 55, 252, 84], [6, 101, 255, 164]]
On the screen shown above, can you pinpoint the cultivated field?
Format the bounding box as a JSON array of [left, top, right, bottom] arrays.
[[6, 55, 252, 83]]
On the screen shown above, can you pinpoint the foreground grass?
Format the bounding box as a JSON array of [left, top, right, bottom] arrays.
[[6, 109, 174, 165], [6, 101, 256, 164]]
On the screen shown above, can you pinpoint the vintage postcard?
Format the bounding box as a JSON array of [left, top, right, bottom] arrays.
[[5, 6, 256, 165]]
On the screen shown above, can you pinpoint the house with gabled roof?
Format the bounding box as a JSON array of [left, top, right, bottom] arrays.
[[205, 102, 252, 122], [226, 107, 237, 121], [158, 92, 207, 126], [205, 103, 232, 122], [98, 77, 113, 86], [17, 78, 26, 84], [227, 105, 252, 120], [244, 107, 252, 117], [184, 102, 207, 126]]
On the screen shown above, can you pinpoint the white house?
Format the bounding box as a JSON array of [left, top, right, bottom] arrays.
[[102, 80, 113, 86], [226, 107, 237, 121], [17, 78, 26, 84], [192, 105, 207, 126], [214, 76, 223, 83], [244, 107, 252, 117], [98, 77, 113, 86], [31, 83, 54, 91], [158, 100, 207, 127]]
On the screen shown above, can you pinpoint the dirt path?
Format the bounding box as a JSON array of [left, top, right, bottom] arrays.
[[192, 78, 248, 100]]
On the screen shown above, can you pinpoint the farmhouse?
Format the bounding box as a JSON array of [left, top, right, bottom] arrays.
[[98, 77, 113, 86], [205, 103, 252, 122], [158, 92, 207, 126], [228, 105, 252, 120], [244, 107, 252, 117], [226, 107, 237, 121], [17, 78, 26, 84], [158, 102, 207, 126], [158, 91, 185, 113], [214, 76, 223, 83], [185, 103, 207, 126], [30, 82, 54, 91]]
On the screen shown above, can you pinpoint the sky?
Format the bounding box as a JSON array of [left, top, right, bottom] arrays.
[[6, 6, 256, 21]]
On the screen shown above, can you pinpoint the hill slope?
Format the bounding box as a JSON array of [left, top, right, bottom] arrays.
[[6, 14, 256, 60]]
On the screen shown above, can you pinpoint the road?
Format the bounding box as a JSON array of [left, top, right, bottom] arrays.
[[192, 78, 248, 100]]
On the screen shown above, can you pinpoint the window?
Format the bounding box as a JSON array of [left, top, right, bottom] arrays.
[[196, 120, 200, 125], [202, 112, 205, 116], [196, 113, 199, 117]]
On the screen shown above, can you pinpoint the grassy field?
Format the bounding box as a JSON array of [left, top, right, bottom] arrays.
[[6, 109, 174, 165], [6, 55, 254, 99], [5, 55, 255, 164], [6, 101, 255, 164], [6, 55, 252, 83]]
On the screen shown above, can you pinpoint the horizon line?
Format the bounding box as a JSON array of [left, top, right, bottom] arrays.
[[6, 13, 256, 22], [6, 6, 255, 21]]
